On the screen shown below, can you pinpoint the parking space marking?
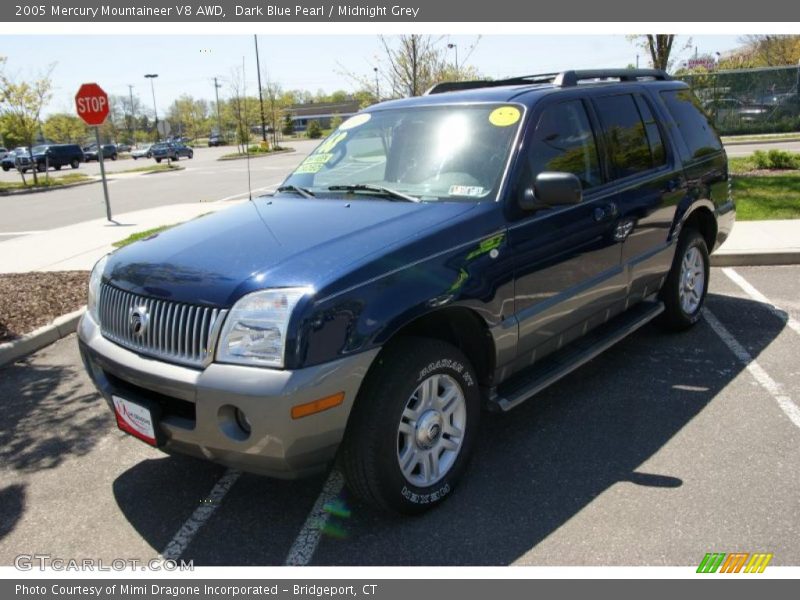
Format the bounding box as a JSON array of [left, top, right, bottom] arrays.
[[722, 267, 800, 337], [0, 231, 44, 236], [160, 468, 241, 561], [284, 470, 345, 566], [216, 182, 282, 203], [705, 309, 800, 430]]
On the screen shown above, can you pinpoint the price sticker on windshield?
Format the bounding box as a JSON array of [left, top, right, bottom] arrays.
[[489, 106, 521, 127]]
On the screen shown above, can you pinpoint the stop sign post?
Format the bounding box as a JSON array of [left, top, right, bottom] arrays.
[[75, 83, 113, 222]]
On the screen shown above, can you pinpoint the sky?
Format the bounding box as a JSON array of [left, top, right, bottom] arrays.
[[0, 34, 743, 117]]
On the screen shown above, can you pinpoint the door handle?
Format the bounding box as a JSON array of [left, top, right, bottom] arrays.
[[593, 202, 618, 222]]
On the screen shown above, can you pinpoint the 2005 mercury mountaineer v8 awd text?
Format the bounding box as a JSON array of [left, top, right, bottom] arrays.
[[78, 69, 734, 514]]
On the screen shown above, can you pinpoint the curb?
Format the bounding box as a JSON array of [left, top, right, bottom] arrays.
[[0, 307, 85, 367], [0, 178, 99, 197], [711, 252, 800, 267], [723, 137, 800, 146], [216, 148, 295, 161]]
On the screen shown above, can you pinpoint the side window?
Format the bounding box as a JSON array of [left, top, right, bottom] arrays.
[[528, 100, 602, 189], [594, 94, 654, 179], [660, 89, 722, 159]]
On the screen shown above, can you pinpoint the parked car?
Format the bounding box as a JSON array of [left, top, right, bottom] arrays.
[[208, 134, 227, 147], [78, 69, 734, 514], [15, 144, 84, 172], [130, 144, 153, 160], [115, 143, 132, 153], [150, 141, 193, 162], [1, 147, 28, 171], [84, 144, 118, 162]]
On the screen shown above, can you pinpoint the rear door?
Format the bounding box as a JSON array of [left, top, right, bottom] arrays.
[[507, 97, 626, 371], [590, 91, 686, 303]]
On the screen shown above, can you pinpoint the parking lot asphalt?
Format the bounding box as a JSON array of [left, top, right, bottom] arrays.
[[1, 265, 799, 567], [0, 142, 316, 236]]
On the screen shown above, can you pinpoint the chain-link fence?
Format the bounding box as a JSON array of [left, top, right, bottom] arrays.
[[676, 65, 800, 136]]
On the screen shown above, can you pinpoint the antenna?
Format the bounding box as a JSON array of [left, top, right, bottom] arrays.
[[243, 55, 253, 202]]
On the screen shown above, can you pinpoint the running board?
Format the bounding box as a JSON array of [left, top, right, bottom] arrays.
[[490, 300, 664, 412]]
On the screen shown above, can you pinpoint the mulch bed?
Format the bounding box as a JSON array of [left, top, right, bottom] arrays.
[[0, 271, 88, 343]]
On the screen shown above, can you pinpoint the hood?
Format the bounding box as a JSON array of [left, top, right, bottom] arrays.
[[104, 197, 476, 306]]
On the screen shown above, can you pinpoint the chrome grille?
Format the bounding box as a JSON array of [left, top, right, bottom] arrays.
[[98, 283, 227, 368]]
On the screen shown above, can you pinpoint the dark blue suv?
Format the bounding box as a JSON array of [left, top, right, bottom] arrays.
[[78, 69, 734, 514]]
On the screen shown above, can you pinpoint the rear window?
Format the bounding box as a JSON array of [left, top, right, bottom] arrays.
[[660, 89, 722, 160]]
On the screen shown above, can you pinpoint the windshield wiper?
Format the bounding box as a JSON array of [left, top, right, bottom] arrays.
[[327, 184, 420, 203], [276, 185, 315, 198]]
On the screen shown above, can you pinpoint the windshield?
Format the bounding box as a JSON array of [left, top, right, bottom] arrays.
[[32, 145, 46, 154], [282, 104, 524, 201]]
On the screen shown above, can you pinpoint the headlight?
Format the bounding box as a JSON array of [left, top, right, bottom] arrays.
[[87, 254, 108, 322], [216, 287, 311, 368]]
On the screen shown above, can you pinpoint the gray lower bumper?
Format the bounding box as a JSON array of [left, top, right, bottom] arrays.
[[78, 312, 379, 478]]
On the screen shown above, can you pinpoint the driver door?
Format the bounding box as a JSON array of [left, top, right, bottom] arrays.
[[508, 97, 626, 371]]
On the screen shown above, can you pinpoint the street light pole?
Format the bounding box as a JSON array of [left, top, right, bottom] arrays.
[[373, 67, 380, 101], [447, 43, 459, 79], [213, 77, 223, 137], [144, 73, 159, 141]]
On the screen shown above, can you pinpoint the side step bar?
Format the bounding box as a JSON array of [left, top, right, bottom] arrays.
[[490, 300, 665, 412]]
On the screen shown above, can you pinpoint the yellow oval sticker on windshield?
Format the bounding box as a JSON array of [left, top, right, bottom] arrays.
[[339, 113, 371, 130], [489, 106, 521, 127]]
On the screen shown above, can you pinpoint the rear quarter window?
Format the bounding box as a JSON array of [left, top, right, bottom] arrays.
[[660, 89, 723, 160], [593, 93, 655, 179]]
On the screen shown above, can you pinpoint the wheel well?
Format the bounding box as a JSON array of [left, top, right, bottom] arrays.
[[683, 207, 717, 251], [382, 307, 496, 388]]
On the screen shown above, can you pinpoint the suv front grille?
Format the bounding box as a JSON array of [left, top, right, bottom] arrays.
[[98, 283, 228, 368]]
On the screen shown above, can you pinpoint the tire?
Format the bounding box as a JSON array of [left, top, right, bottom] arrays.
[[111, 154, 117, 161], [70, 159, 79, 169], [188, 151, 193, 159], [340, 337, 480, 515], [172, 155, 179, 161], [54, 164, 62, 171], [37, 163, 46, 173], [155, 158, 162, 163], [659, 228, 710, 331], [2, 165, 9, 172]]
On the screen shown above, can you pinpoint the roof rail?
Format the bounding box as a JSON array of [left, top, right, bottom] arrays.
[[425, 68, 671, 95]]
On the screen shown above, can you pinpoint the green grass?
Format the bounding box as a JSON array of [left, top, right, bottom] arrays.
[[0, 173, 91, 192], [733, 172, 800, 220], [112, 224, 176, 248], [109, 164, 183, 175], [218, 146, 292, 160], [722, 132, 800, 143]]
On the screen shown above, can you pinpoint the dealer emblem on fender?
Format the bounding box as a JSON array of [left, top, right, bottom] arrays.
[[129, 306, 150, 337]]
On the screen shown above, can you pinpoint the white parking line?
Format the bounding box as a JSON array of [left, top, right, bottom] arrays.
[[722, 267, 800, 337], [216, 182, 282, 203], [0, 231, 44, 236], [284, 470, 345, 566], [705, 309, 800, 430], [160, 468, 241, 561]]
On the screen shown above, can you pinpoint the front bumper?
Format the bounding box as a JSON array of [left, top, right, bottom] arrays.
[[78, 312, 378, 478]]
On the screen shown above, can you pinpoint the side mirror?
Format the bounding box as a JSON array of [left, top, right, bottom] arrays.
[[519, 172, 583, 211]]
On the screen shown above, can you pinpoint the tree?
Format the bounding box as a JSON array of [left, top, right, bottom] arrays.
[[306, 120, 322, 139], [43, 113, 86, 143], [0, 57, 54, 184], [167, 94, 210, 141], [330, 114, 343, 130], [340, 35, 482, 99], [725, 35, 800, 68], [281, 112, 294, 136], [262, 74, 283, 148], [627, 35, 690, 71]]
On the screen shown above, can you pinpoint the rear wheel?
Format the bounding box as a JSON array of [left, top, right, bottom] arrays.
[[111, 154, 117, 161], [37, 163, 46, 172], [659, 228, 710, 331], [70, 159, 79, 169], [54, 164, 62, 171], [341, 337, 480, 514], [188, 151, 193, 159], [155, 158, 162, 163]]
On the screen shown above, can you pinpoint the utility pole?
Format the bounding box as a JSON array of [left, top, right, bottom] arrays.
[[447, 43, 459, 79], [254, 35, 268, 143], [127, 84, 136, 144], [144, 73, 159, 141], [374, 67, 380, 101], [213, 77, 223, 137]]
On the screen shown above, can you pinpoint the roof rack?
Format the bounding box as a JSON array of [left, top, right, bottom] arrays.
[[425, 68, 671, 95]]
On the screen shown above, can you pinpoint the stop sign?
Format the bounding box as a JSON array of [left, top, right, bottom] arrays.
[[75, 83, 109, 126]]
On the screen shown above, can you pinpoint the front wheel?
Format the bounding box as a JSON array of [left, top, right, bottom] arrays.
[[341, 337, 480, 514], [70, 159, 79, 169], [155, 158, 162, 163], [188, 151, 193, 159], [659, 228, 710, 331]]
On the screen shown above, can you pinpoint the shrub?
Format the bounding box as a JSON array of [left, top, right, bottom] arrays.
[[306, 120, 323, 139], [281, 113, 294, 136], [753, 149, 800, 170]]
